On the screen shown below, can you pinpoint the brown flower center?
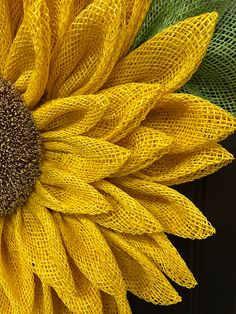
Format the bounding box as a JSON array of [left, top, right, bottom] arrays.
[[0, 77, 41, 216]]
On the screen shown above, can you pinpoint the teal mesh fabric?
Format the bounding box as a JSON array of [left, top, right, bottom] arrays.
[[130, 0, 236, 116]]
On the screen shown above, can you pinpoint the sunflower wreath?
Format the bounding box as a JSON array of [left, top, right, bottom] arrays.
[[0, 0, 235, 313]]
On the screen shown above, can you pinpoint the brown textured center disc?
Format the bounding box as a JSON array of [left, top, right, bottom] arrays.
[[0, 77, 41, 216]]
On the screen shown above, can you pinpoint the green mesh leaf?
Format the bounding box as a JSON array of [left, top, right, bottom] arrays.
[[130, 0, 236, 116], [130, 0, 229, 50], [181, 2, 236, 116]]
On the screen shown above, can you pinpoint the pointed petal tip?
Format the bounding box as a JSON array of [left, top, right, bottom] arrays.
[[181, 271, 198, 289], [191, 278, 198, 288], [200, 11, 218, 25], [210, 11, 219, 20], [226, 151, 235, 163], [169, 293, 182, 306], [211, 226, 217, 235], [204, 227, 216, 239], [183, 281, 198, 290], [195, 224, 216, 240]]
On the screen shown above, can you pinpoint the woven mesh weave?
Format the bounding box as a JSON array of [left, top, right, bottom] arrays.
[[0, 1, 235, 313], [131, 0, 236, 115], [182, 1, 236, 116], [131, 0, 229, 49]]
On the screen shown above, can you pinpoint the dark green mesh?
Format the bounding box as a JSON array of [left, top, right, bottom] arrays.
[[130, 0, 236, 116]]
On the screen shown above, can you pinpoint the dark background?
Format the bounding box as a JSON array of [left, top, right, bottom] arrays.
[[128, 133, 236, 314]]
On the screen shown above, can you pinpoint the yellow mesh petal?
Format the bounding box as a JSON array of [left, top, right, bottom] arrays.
[[45, 0, 92, 53], [104, 12, 218, 92], [23, 0, 35, 10], [101, 292, 117, 314], [137, 143, 234, 185], [142, 93, 236, 154], [113, 126, 173, 176], [0, 0, 23, 71], [51, 260, 103, 314], [3, 0, 51, 107], [14, 198, 96, 313], [119, 233, 197, 288], [87, 83, 163, 142], [18, 200, 75, 293], [91, 180, 163, 234], [112, 176, 215, 239], [38, 163, 112, 215], [0, 219, 13, 313], [0, 218, 3, 244], [33, 94, 109, 135], [55, 214, 126, 297], [119, 0, 151, 57], [34, 263, 103, 314], [0, 216, 34, 313], [7, 0, 23, 36], [102, 228, 181, 305], [0, 0, 12, 73], [44, 136, 130, 183], [33, 275, 54, 314], [52, 288, 72, 314], [0, 287, 12, 313], [70, 261, 103, 314], [101, 292, 132, 314], [47, 0, 126, 98], [154, 233, 196, 286], [34, 181, 110, 215]]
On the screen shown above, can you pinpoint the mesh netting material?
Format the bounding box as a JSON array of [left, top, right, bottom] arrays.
[[0, 1, 236, 313], [131, 0, 236, 116]]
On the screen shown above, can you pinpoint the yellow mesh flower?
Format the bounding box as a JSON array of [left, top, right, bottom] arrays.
[[0, 1, 235, 313]]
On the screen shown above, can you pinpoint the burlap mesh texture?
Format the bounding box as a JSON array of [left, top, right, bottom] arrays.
[[0, 1, 236, 313], [131, 0, 236, 116]]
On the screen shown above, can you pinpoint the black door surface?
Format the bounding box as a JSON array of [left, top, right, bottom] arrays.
[[128, 133, 236, 314]]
